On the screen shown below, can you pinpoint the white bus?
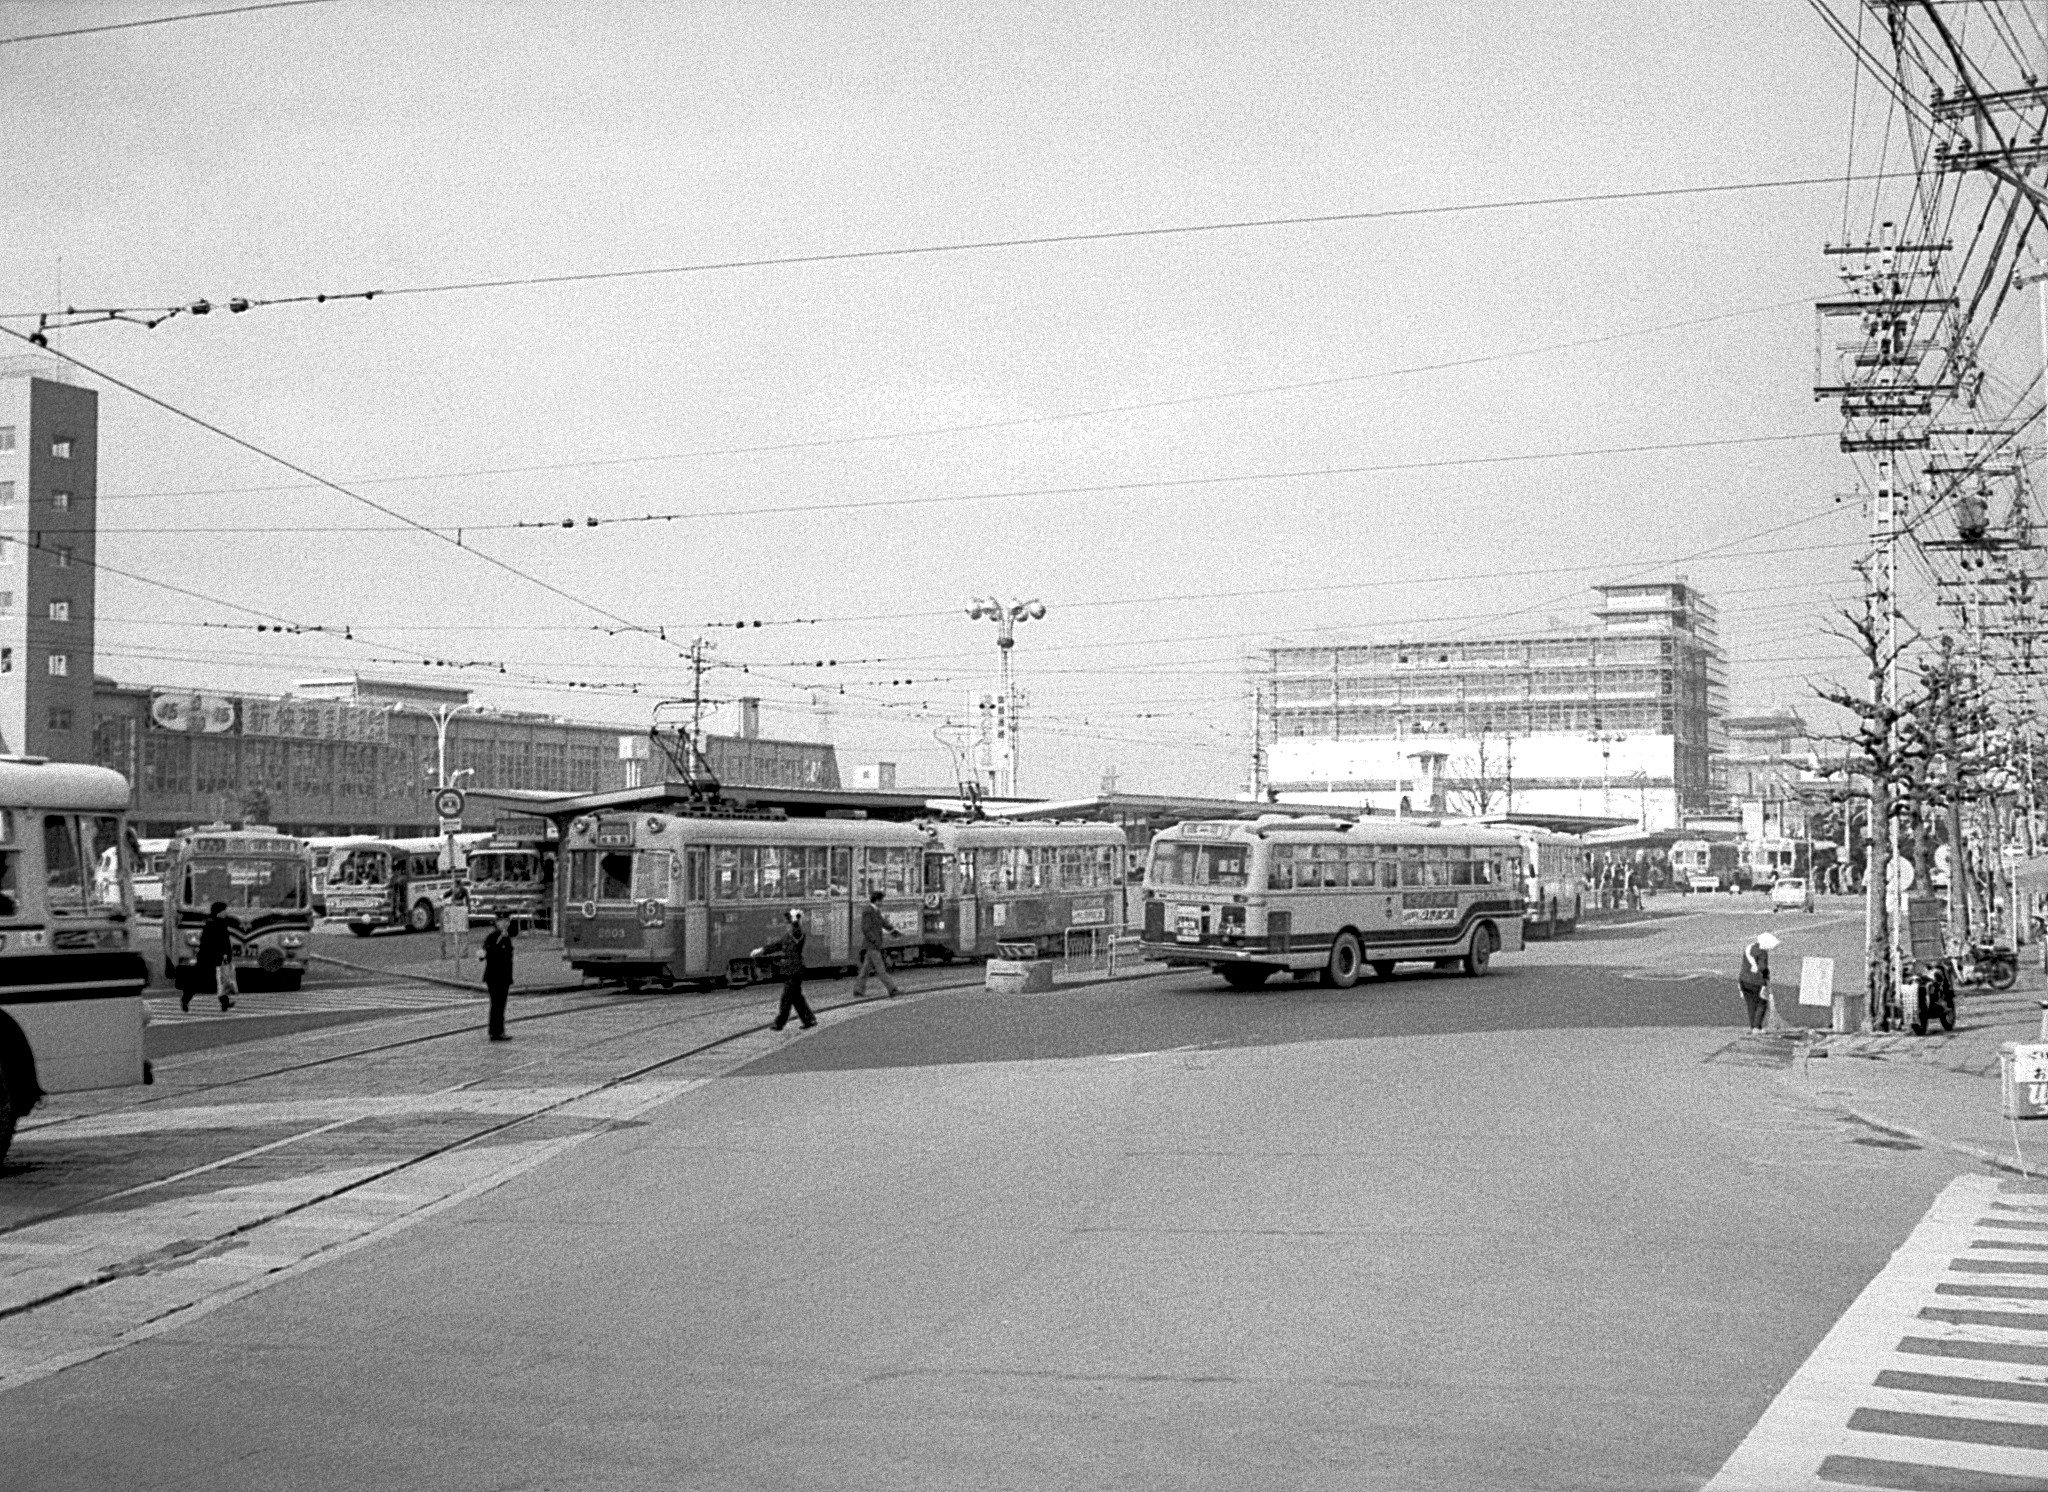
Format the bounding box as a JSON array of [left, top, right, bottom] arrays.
[[160, 826, 315, 993], [1501, 825, 1587, 938], [0, 760, 152, 1165], [307, 834, 378, 917], [1139, 815, 1525, 989]]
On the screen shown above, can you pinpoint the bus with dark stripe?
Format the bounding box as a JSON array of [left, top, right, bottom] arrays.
[[161, 826, 315, 993], [1139, 816, 1524, 989], [0, 760, 152, 1166]]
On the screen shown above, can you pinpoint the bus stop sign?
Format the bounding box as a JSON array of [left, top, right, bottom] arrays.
[[432, 787, 466, 820]]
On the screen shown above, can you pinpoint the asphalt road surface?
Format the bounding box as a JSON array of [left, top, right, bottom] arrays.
[[3, 899, 1998, 1490]]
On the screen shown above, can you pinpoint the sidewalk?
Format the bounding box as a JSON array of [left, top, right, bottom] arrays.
[[1775, 959, 2048, 1177]]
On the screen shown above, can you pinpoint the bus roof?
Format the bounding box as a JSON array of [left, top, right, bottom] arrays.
[[0, 759, 132, 812], [1162, 816, 1520, 847]]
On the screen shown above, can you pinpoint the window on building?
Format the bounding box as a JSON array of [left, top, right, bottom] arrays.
[[0, 538, 14, 566], [46, 708, 70, 732], [53, 547, 71, 568], [0, 483, 13, 507], [1, 648, 13, 674], [0, 427, 13, 451], [46, 653, 66, 677], [0, 594, 14, 613], [50, 491, 69, 511], [47, 600, 67, 622], [49, 439, 70, 460]]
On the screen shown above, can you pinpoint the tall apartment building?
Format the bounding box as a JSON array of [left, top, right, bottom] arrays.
[[0, 360, 97, 763], [1260, 581, 1727, 829]]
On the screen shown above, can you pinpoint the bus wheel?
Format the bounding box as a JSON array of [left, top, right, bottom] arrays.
[[348, 922, 374, 938], [1221, 965, 1272, 990], [1321, 932, 1363, 989], [408, 900, 437, 933], [1371, 960, 1397, 980], [1463, 925, 1497, 978]]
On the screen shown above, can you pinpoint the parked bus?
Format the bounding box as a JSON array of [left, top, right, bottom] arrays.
[[1500, 825, 1587, 938], [1139, 815, 1524, 989], [463, 838, 554, 930], [161, 826, 315, 993], [307, 834, 378, 917], [559, 810, 928, 987], [324, 835, 481, 935], [918, 820, 1128, 959], [0, 760, 153, 1165], [1671, 838, 1743, 893]]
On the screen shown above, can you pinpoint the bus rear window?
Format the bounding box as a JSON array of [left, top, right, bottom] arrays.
[[1150, 842, 1248, 888]]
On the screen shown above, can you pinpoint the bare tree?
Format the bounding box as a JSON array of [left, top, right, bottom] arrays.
[[1445, 734, 1513, 818]]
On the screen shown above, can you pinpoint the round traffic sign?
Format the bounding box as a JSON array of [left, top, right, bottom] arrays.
[[433, 787, 466, 819]]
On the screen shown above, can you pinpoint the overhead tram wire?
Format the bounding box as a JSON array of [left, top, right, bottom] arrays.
[[88, 295, 1829, 504], [0, 0, 334, 46], [82, 428, 1846, 537], [0, 325, 680, 651], [0, 169, 1925, 327]]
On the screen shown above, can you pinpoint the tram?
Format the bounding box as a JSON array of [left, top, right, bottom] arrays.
[[0, 760, 152, 1166], [161, 826, 315, 993], [559, 810, 927, 987], [463, 837, 554, 930], [1139, 815, 1524, 988], [324, 835, 485, 935], [917, 820, 1128, 959]]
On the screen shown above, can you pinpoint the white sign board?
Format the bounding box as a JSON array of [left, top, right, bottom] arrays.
[[2013, 1044, 2048, 1086], [1798, 956, 1836, 1008]]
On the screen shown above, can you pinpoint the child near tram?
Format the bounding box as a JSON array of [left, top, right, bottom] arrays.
[[184, 900, 236, 1014]]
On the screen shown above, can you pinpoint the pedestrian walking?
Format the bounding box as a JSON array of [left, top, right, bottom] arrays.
[[479, 910, 515, 1042], [1738, 931, 1778, 1033], [759, 908, 816, 1030], [183, 899, 237, 1013], [852, 889, 900, 998]]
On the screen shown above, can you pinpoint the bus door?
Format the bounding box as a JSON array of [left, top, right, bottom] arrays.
[[681, 846, 709, 977]]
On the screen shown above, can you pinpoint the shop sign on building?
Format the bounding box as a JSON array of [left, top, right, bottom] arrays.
[[149, 693, 237, 733], [240, 695, 390, 744]]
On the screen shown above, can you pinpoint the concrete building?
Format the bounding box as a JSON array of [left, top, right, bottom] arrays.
[[1260, 581, 1727, 830], [1723, 709, 1823, 841], [0, 359, 99, 762]]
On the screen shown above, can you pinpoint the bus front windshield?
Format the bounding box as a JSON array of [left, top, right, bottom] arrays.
[[328, 850, 391, 887], [185, 858, 309, 911], [1149, 841, 1249, 888]]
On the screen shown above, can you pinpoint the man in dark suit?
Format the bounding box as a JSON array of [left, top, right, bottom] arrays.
[[480, 911, 516, 1042], [184, 900, 236, 1013], [761, 908, 816, 1030]]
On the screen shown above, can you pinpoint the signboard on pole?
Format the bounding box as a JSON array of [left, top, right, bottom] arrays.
[[1798, 956, 1836, 1008]]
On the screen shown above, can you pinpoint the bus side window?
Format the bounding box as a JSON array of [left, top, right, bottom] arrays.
[[1268, 845, 1293, 891], [0, 849, 17, 917], [44, 814, 85, 914]]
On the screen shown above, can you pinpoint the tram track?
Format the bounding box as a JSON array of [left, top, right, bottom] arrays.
[[0, 976, 984, 1356]]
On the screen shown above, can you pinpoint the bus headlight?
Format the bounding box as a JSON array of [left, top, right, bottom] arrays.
[[281, 934, 304, 948], [184, 932, 200, 947]]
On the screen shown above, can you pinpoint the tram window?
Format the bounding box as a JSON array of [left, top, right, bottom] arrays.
[[632, 852, 668, 903], [760, 846, 784, 901], [713, 847, 736, 900], [886, 847, 910, 895], [597, 851, 634, 901], [737, 846, 760, 900], [925, 853, 949, 896], [44, 814, 86, 914], [566, 851, 592, 903], [829, 847, 850, 897], [805, 846, 829, 897], [685, 847, 707, 902]]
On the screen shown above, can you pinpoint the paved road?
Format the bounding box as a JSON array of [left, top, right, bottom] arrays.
[[3, 899, 2021, 1490]]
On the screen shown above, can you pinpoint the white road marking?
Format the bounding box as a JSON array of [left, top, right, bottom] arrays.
[[1707, 1175, 2048, 1490]]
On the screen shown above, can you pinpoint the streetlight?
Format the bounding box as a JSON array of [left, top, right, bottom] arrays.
[[395, 700, 482, 790], [965, 597, 1045, 797]]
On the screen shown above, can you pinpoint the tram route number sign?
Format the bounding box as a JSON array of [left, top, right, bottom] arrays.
[[433, 787, 467, 820]]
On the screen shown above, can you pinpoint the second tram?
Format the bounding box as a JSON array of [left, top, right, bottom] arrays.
[[918, 820, 1128, 959]]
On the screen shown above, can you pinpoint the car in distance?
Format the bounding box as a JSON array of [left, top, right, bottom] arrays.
[[1769, 876, 1815, 913]]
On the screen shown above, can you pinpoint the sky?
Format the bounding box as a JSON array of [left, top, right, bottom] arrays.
[[0, 0, 1901, 797]]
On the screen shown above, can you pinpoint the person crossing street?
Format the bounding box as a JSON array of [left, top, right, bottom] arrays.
[[759, 908, 816, 1030], [183, 899, 236, 1013], [852, 889, 901, 999]]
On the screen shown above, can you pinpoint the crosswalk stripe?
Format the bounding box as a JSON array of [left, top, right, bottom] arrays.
[[1707, 1176, 2048, 1490]]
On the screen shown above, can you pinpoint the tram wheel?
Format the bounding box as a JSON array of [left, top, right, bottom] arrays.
[[1321, 932, 1363, 989], [1463, 925, 1497, 978], [408, 899, 437, 934], [1221, 965, 1273, 990]]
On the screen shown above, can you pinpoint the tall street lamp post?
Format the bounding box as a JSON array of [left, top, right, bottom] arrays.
[[965, 597, 1045, 797]]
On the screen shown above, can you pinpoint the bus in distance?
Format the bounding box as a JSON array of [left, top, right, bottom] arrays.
[[324, 835, 483, 935], [1139, 815, 1524, 989], [0, 760, 152, 1166], [161, 826, 314, 993], [463, 839, 553, 930]]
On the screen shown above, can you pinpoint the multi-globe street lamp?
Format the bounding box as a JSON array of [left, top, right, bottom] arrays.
[[965, 597, 1045, 797]]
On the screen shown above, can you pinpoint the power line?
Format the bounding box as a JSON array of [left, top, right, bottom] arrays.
[[0, 0, 333, 46], [0, 170, 1917, 324]]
